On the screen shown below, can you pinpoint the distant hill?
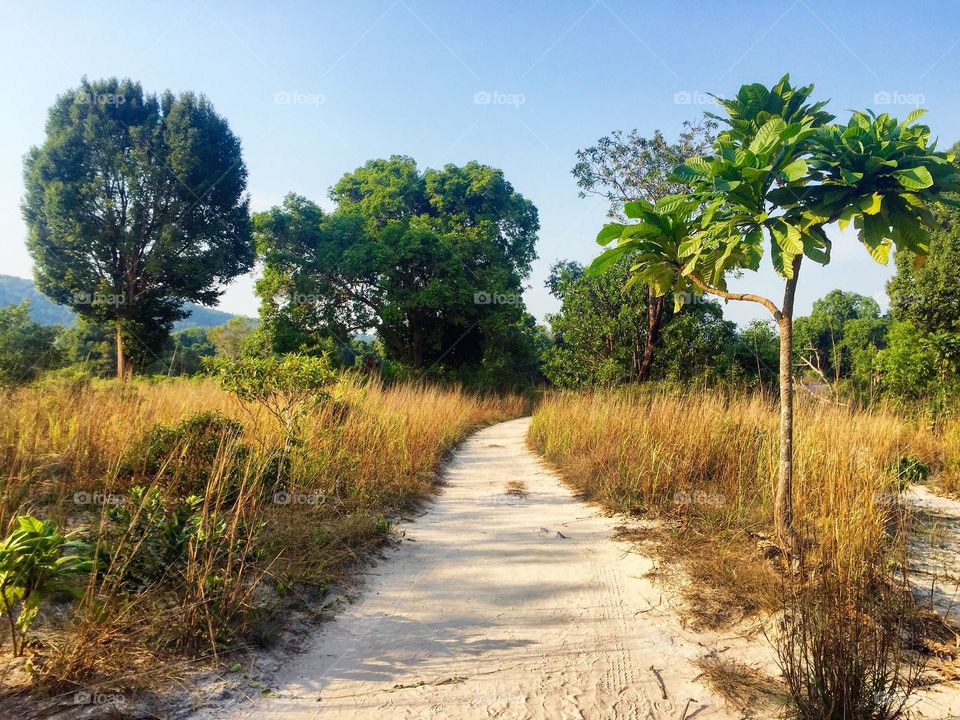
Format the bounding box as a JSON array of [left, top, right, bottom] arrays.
[[0, 274, 242, 330]]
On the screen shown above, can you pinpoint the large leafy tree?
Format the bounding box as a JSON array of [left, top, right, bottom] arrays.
[[0, 302, 60, 385], [22, 78, 254, 380], [255, 157, 541, 384], [793, 290, 885, 388], [594, 75, 960, 545], [572, 122, 715, 379], [542, 258, 652, 387]]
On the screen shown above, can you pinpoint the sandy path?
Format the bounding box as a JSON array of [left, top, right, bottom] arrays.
[[193, 417, 738, 720]]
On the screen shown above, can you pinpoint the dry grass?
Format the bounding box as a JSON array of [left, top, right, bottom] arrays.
[[528, 389, 948, 621], [695, 654, 788, 717], [530, 387, 960, 716], [0, 374, 527, 699]]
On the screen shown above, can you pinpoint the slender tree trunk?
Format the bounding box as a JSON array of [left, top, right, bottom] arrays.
[[775, 257, 802, 548], [637, 290, 665, 381], [115, 322, 131, 382]]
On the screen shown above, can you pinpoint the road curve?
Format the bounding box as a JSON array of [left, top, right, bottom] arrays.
[[194, 417, 736, 719]]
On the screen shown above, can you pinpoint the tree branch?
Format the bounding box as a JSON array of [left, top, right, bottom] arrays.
[[685, 272, 783, 320]]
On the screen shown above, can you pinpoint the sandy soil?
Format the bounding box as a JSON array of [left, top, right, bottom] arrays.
[[191, 417, 750, 720]]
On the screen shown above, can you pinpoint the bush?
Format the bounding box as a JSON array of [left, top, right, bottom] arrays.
[[776, 560, 925, 720], [118, 411, 248, 496]]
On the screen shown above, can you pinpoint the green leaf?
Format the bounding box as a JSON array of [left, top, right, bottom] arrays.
[[671, 165, 705, 183], [858, 193, 883, 215], [587, 243, 635, 275], [903, 108, 927, 126], [596, 223, 625, 246], [749, 117, 787, 155], [779, 158, 808, 182], [622, 199, 654, 218], [892, 166, 933, 190]]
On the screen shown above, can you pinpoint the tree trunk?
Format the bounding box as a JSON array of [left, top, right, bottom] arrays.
[[637, 290, 666, 381], [115, 322, 131, 382], [775, 257, 802, 548]]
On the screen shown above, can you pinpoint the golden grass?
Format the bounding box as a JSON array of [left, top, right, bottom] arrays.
[[0, 374, 527, 695], [528, 388, 949, 624]]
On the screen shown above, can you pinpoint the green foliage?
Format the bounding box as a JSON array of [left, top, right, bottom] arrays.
[[254, 157, 542, 387], [889, 196, 960, 334], [543, 257, 652, 387], [208, 317, 260, 359], [572, 120, 716, 217], [653, 301, 745, 384], [204, 354, 337, 438], [874, 321, 937, 401], [0, 301, 59, 385], [22, 77, 254, 376], [119, 411, 247, 495], [0, 516, 91, 655], [594, 75, 960, 296], [544, 257, 771, 388], [105, 488, 215, 592], [145, 327, 216, 376], [736, 320, 780, 388], [793, 290, 888, 393]]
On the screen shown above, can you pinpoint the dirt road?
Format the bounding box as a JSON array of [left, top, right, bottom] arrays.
[[194, 417, 739, 719]]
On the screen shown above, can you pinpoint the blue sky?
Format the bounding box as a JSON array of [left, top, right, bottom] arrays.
[[2, 0, 959, 326]]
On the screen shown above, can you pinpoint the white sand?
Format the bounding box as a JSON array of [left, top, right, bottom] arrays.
[[193, 417, 747, 719]]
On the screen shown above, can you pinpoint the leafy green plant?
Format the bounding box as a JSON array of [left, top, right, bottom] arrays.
[[104, 487, 208, 592], [118, 411, 248, 496], [593, 75, 960, 546], [0, 516, 92, 655], [204, 354, 337, 442]]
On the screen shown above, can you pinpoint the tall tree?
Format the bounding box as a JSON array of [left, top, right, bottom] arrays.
[[22, 78, 254, 379], [542, 258, 653, 387], [593, 76, 960, 546], [255, 158, 541, 385], [572, 121, 715, 379], [794, 290, 884, 386]]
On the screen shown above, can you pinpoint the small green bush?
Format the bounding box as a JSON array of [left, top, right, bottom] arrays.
[[118, 411, 247, 496]]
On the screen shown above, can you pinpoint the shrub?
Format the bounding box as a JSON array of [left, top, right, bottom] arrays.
[[118, 411, 248, 496], [0, 516, 92, 655]]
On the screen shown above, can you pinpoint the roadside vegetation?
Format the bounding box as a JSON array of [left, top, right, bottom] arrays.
[[0, 373, 525, 705]]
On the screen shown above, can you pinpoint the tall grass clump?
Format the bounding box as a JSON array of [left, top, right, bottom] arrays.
[[0, 374, 526, 699]]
